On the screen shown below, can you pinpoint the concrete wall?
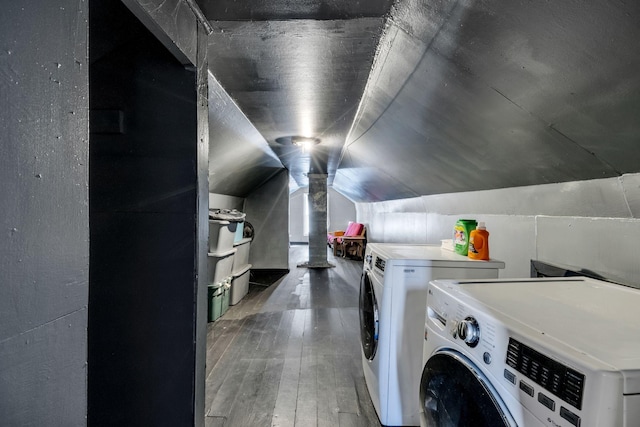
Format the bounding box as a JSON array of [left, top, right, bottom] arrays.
[[290, 187, 356, 243], [0, 2, 89, 425], [245, 170, 290, 269], [357, 174, 640, 287]]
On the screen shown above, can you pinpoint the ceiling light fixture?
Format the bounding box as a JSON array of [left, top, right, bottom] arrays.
[[291, 136, 320, 153], [275, 135, 321, 153]]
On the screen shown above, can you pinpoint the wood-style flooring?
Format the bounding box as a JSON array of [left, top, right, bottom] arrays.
[[205, 245, 381, 427]]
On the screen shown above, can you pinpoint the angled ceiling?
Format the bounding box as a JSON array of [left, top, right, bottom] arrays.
[[207, 72, 284, 196], [198, 0, 391, 195], [199, 0, 640, 202]]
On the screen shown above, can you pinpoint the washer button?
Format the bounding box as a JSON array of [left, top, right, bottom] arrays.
[[483, 352, 492, 365], [560, 407, 581, 427], [538, 392, 556, 411], [519, 380, 534, 397], [503, 369, 516, 384]]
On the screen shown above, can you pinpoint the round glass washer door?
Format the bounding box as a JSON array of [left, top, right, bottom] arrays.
[[420, 351, 516, 427], [359, 271, 379, 361]]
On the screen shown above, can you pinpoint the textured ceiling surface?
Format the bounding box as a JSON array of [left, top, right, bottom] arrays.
[[207, 72, 284, 195], [198, 0, 394, 20], [199, 0, 640, 201], [337, 0, 640, 201], [206, 18, 385, 190]]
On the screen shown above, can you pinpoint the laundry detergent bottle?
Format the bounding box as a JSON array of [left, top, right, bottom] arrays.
[[453, 219, 477, 255], [468, 222, 490, 260]]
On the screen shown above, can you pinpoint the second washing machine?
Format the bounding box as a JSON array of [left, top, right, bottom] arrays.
[[420, 277, 640, 427], [359, 243, 505, 426]]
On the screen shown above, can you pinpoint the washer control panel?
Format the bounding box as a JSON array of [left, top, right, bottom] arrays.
[[506, 338, 585, 410]]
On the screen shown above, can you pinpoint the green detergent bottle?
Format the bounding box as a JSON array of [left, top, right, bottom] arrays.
[[454, 219, 477, 256]]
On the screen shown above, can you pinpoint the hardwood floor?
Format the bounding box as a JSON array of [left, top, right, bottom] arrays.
[[204, 245, 381, 427]]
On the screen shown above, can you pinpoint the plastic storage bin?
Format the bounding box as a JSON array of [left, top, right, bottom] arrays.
[[208, 283, 223, 322], [230, 264, 251, 305], [209, 220, 237, 253], [207, 248, 236, 285], [232, 238, 251, 272]]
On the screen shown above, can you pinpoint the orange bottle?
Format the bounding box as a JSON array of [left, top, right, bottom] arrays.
[[468, 222, 490, 260]]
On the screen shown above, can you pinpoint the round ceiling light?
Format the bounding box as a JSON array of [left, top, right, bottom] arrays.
[[275, 136, 321, 147]]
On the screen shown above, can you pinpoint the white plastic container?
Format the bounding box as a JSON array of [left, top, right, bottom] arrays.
[[207, 248, 236, 285], [232, 238, 251, 272], [230, 264, 251, 305], [208, 220, 237, 253]]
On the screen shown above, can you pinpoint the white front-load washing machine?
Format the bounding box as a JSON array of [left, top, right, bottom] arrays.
[[420, 277, 640, 427], [359, 243, 505, 426]]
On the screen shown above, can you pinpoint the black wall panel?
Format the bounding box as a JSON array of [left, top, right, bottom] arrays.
[[89, 1, 198, 425]]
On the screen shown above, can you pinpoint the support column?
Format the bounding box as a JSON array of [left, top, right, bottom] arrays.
[[298, 173, 334, 268]]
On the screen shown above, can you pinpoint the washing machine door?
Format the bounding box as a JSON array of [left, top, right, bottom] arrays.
[[359, 271, 378, 360], [420, 351, 516, 427]]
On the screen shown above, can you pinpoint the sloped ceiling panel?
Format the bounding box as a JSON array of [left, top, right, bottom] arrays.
[[198, 0, 394, 20], [208, 73, 283, 196], [336, 0, 640, 202], [207, 18, 384, 188]]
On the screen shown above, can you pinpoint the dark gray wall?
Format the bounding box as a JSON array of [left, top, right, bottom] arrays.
[[0, 1, 89, 425], [89, 1, 206, 425], [245, 170, 290, 269]]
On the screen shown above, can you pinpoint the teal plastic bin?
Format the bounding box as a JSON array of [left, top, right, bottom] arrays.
[[208, 283, 224, 322]]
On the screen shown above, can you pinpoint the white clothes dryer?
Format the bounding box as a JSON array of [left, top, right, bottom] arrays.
[[420, 277, 640, 427], [359, 243, 505, 426]]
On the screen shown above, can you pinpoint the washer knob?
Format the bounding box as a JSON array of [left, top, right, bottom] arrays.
[[457, 316, 480, 347]]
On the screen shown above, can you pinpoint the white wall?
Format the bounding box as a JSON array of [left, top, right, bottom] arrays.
[[328, 188, 357, 231], [356, 174, 640, 287], [245, 170, 290, 269], [290, 189, 306, 243], [289, 187, 356, 243], [209, 193, 244, 211]]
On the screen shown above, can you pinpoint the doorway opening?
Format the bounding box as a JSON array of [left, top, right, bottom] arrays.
[[88, 1, 198, 425]]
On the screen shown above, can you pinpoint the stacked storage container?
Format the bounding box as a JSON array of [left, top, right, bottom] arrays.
[[208, 248, 236, 285], [230, 233, 252, 305], [209, 219, 237, 254], [207, 219, 237, 322]]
